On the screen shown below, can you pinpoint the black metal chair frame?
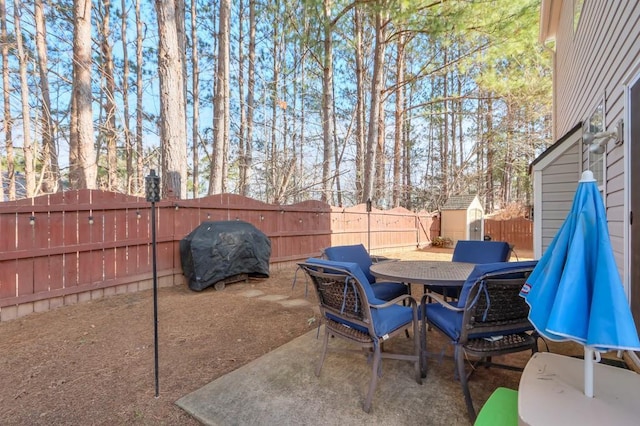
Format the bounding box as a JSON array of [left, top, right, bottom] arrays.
[[421, 270, 538, 421], [298, 262, 422, 413]]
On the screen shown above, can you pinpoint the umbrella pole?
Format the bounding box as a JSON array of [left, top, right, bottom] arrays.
[[584, 347, 601, 398]]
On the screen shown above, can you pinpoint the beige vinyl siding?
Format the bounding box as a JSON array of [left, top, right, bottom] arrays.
[[551, 0, 639, 273], [540, 143, 579, 251]]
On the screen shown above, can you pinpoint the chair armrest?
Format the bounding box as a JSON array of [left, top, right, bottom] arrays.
[[370, 294, 417, 309], [419, 292, 463, 312], [370, 255, 397, 263]]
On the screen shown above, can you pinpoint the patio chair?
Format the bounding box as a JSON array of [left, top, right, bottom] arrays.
[[420, 261, 539, 421], [451, 240, 511, 264], [322, 244, 408, 301], [299, 258, 422, 413], [428, 240, 513, 299]]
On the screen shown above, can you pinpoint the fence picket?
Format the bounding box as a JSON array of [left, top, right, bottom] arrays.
[[1, 190, 530, 320]]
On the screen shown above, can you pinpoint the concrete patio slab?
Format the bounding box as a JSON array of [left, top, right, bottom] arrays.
[[176, 326, 529, 425]]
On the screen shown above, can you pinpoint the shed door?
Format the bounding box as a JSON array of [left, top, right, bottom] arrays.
[[468, 208, 483, 240], [631, 78, 640, 334]]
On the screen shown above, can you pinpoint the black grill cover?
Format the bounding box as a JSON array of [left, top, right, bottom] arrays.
[[180, 220, 271, 291]]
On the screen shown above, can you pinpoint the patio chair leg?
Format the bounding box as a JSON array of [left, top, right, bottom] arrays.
[[420, 318, 428, 378], [413, 321, 422, 384], [455, 345, 476, 422], [364, 345, 382, 413], [315, 329, 330, 377], [532, 332, 540, 355], [485, 356, 492, 368]]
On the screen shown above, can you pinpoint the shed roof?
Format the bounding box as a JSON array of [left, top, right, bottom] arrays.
[[441, 195, 478, 211]]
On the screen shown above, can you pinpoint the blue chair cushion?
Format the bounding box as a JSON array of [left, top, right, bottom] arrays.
[[323, 245, 408, 300], [427, 303, 532, 341], [327, 303, 413, 338], [452, 240, 511, 264], [426, 303, 463, 340], [370, 281, 408, 301], [305, 258, 414, 338], [305, 258, 382, 303], [456, 261, 539, 308], [426, 261, 539, 342], [324, 244, 376, 283]]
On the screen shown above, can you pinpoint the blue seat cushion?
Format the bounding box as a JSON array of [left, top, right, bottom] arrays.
[[327, 303, 414, 338], [371, 281, 408, 301], [427, 261, 539, 342], [452, 240, 511, 264], [305, 258, 414, 338], [426, 303, 463, 340], [426, 303, 532, 341], [305, 258, 382, 303], [324, 244, 376, 283], [457, 261, 539, 308], [307, 257, 407, 304]]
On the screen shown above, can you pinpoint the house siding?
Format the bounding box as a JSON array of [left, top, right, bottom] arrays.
[[540, 143, 579, 252], [550, 0, 640, 274]]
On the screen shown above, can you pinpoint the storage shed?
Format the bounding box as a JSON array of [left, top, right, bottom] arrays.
[[440, 195, 484, 243]]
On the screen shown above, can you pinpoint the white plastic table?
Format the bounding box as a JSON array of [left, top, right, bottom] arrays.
[[518, 352, 640, 425]]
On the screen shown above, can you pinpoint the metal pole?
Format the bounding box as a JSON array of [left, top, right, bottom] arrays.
[[146, 170, 161, 398], [151, 199, 159, 397]]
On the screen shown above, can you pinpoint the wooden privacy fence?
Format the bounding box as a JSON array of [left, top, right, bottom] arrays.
[[0, 190, 439, 321], [484, 217, 533, 251]]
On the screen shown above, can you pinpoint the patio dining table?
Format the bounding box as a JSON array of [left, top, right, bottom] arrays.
[[369, 260, 476, 292]]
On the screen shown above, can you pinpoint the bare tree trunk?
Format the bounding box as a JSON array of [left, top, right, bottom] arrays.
[[209, 0, 230, 194], [135, 0, 144, 193], [244, 0, 256, 195], [320, 0, 334, 203], [375, 95, 385, 201], [403, 84, 412, 209], [69, 79, 79, 188], [35, 0, 60, 193], [291, 8, 302, 202], [72, 0, 97, 189], [1, 0, 14, 199], [502, 102, 514, 206], [441, 50, 449, 198], [237, 0, 246, 196], [190, 0, 200, 197], [13, 0, 35, 197], [266, 0, 280, 202], [362, 7, 385, 204], [155, 0, 187, 198], [174, 0, 187, 101], [297, 11, 308, 202], [392, 34, 405, 208], [485, 95, 495, 211], [121, 0, 133, 193], [354, 5, 365, 200], [100, 0, 118, 191]]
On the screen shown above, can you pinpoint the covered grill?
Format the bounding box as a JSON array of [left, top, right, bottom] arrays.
[[180, 220, 271, 291]]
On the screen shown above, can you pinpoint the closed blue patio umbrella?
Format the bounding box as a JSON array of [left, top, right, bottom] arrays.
[[520, 170, 640, 397]]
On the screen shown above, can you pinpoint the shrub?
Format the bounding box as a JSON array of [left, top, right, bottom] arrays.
[[431, 236, 453, 248]]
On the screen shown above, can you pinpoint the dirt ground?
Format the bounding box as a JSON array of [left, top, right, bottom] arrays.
[[0, 247, 520, 425]]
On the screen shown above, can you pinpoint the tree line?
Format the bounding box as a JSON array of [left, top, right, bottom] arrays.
[[0, 0, 551, 212]]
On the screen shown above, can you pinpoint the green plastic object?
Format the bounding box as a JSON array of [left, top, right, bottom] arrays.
[[474, 387, 518, 426]]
